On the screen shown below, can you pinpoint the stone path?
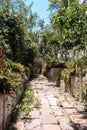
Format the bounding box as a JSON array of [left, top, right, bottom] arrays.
[[15, 75, 87, 130]]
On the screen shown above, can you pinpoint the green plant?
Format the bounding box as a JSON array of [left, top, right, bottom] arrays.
[[16, 88, 41, 115], [6, 59, 24, 72], [61, 68, 70, 82], [34, 98, 41, 108], [0, 59, 28, 92], [57, 101, 63, 107]]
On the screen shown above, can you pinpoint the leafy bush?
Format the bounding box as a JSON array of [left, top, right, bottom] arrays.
[[0, 59, 28, 92], [6, 59, 25, 73]]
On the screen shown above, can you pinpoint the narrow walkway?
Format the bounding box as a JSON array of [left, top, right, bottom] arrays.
[[15, 75, 87, 130]]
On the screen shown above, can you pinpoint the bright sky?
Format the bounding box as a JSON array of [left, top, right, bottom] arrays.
[[26, 0, 50, 24], [79, 0, 84, 4]]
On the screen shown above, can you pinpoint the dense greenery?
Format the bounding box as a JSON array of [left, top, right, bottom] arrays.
[[0, 12, 26, 62], [52, 3, 87, 49], [38, 0, 87, 70], [0, 0, 41, 67]]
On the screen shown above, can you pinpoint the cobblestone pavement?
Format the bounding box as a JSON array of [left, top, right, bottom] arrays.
[[15, 75, 87, 130]]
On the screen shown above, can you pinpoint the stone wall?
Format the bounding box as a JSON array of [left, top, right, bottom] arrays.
[[0, 83, 25, 130], [45, 67, 63, 87], [33, 58, 43, 74], [63, 71, 87, 99], [0, 95, 3, 130]]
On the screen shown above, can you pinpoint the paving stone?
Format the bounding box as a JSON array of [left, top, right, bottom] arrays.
[[42, 114, 57, 124], [43, 124, 61, 130], [51, 106, 59, 109], [49, 97, 58, 106], [64, 108, 77, 115], [40, 98, 49, 104], [25, 118, 41, 130], [66, 98, 74, 103], [74, 103, 84, 111], [30, 109, 40, 118], [47, 95, 54, 99], [38, 93, 46, 98], [40, 99, 51, 109], [41, 104, 51, 109], [65, 94, 74, 100], [62, 101, 74, 108], [53, 108, 64, 116], [46, 92, 54, 96], [14, 121, 24, 130], [70, 114, 87, 125], [57, 97, 66, 102], [34, 93, 38, 97], [40, 108, 52, 115], [57, 116, 74, 130]]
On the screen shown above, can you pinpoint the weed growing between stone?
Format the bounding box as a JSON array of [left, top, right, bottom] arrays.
[[16, 88, 41, 116], [57, 101, 63, 107]]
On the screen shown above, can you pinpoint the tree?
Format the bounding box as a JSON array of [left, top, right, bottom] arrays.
[[0, 0, 40, 66], [51, 2, 87, 50], [0, 0, 40, 36], [48, 0, 77, 10], [48, 0, 60, 12], [0, 12, 26, 62]]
